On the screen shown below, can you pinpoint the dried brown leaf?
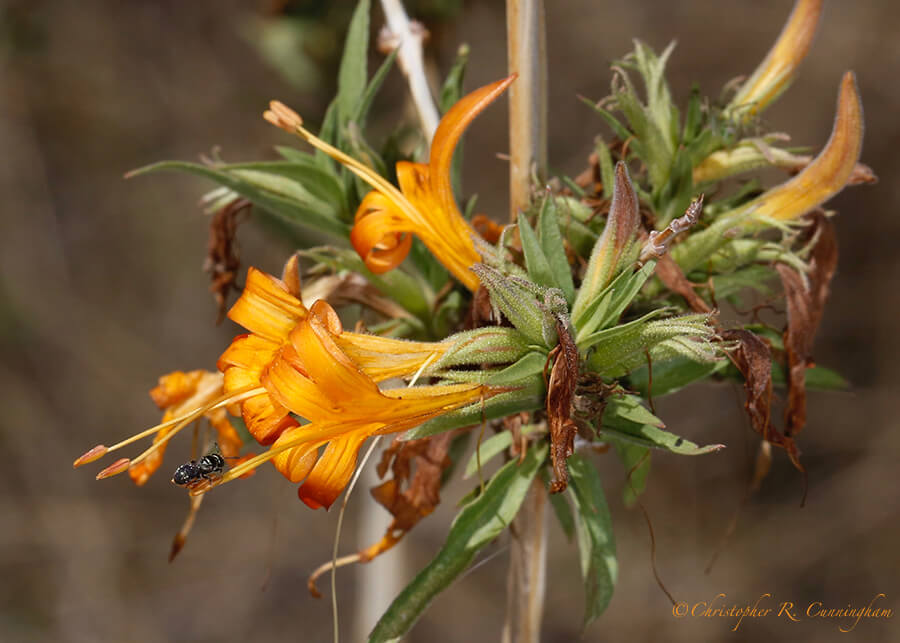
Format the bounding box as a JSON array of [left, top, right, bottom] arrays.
[[655, 254, 713, 314], [205, 198, 251, 324], [776, 212, 838, 436], [547, 318, 579, 493], [722, 329, 804, 473]]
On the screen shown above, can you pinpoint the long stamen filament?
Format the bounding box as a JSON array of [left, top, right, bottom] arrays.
[[128, 386, 265, 468], [291, 124, 428, 230]]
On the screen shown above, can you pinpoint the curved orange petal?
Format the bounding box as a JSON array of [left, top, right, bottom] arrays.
[[149, 370, 205, 408], [297, 432, 369, 510], [728, 0, 823, 119], [271, 421, 320, 483], [429, 75, 516, 225], [128, 411, 177, 486], [227, 267, 307, 342], [335, 332, 449, 383], [350, 191, 414, 274], [749, 72, 863, 221], [394, 161, 481, 286], [287, 301, 381, 404]]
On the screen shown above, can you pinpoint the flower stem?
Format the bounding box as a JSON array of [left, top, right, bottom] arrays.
[[504, 1, 548, 641], [502, 476, 548, 643], [506, 0, 547, 221]]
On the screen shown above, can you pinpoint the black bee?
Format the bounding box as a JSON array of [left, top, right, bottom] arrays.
[[172, 447, 227, 487]]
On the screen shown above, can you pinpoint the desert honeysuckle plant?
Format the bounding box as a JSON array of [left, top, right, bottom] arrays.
[[75, 0, 874, 639]]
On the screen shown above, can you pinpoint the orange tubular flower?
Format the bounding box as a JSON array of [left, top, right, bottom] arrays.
[[264, 76, 517, 291], [217, 267, 457, 444], [218, 298, 491, 509], [746, 71, 863, 222], [77, 265, 490, 501], [727, 0, 823, 120]]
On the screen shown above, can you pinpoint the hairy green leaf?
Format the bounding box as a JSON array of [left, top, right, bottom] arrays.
[[369, 446, 547, 642], [568, 454, 617, 627]]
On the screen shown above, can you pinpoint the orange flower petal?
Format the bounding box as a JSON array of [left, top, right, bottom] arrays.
[[208, 408, 243, 458], [227, 267, 307, 342], [728, 0, 823, 119], [271, 421, 320, 483], [335, 332, 449, 383], [350, 191, 414, 274], [287, 302, 381, 404], [471, 214, 504, 244], [749, 72, 863, 221], [217, 333, 280, 374], [429, 75, 516, 224], [297, 432, 369, 510], [149, 370, 205, 408], [128, 412, 176, 486]]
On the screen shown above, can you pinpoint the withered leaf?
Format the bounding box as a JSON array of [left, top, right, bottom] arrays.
[[205, 198, 251, 324], [547, 317, 579, 493], [722, 329, 803, 473], [655, 254, 712, 314], [775, 212, 838, 437], [362, 432, 456, 561]]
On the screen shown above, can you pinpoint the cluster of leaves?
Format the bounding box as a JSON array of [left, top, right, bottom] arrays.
[[133, 2, 867, 639]]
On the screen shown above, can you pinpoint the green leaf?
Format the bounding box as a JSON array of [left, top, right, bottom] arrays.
[[484, 351, 547, 386], [614, 442, 651, 507], [804, 365, 850, 391], [628, 355, 725, 397], [127, 161, 350, 240], [601, 410, 724, 456], [463, 424, 543, 479], [440, 43, 470, 200], [603, 394, 664, 427], [297, 246, 429, 320], [682, 84, 702, 143], [537, 196, 576, 303], [518, 214, 557, 292], [580, 96, 632, 142], [439, 43, 469, 112], [369, 446, 548, 642], [574, 261, 657, 341], [567, 454, 617, 627], [224, 160, 348, 219], [541, 468, 575, 540], [594, 136, 616, 200], [353, 48, 398, 127], [337, 0, 370, 125]]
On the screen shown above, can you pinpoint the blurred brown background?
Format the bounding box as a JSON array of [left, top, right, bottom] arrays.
[[2, 1, 898, 641]]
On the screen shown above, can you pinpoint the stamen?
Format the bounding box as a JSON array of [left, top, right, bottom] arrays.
[[408, 351, 439, 387], [73, 444, 108, 468], [212, 423, 351, 486], [262, 101, 426, 229], [97, 458, 131, 480], [263, 100, 303, 132], [128, 386, 265, 468]]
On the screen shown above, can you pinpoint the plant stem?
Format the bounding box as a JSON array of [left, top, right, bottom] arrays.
[[501, 476, 548, 643], [504, 1, 548, 642], [506, 0, 547, 221], [379, 0, 440, 143]]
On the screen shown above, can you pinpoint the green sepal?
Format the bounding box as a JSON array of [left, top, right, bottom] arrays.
[[403, 376, 544, 441]]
